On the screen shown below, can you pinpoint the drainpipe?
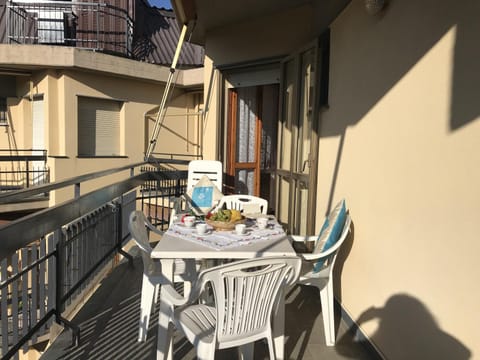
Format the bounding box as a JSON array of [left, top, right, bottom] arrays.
[[145, 24, 188, 161]]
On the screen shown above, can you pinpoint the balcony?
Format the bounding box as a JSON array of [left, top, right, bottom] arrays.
[[0, 149, 49, 192], [4, 0, 133, 57], [0, 149, 50, 213], [0, 160, 379, 360]]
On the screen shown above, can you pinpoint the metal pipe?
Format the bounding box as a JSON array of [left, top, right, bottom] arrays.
[[145, 24, 188, 160]]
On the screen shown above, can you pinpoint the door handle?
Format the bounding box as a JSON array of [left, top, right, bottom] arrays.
[[302, 159, 310, 173]]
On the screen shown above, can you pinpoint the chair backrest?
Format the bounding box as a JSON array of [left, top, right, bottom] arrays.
[[187, 160, 223, 191], [128, 210, 154, 273], [314, 214, 352, 273], [216, 194, 268, 215], [197, 256, 301, 346]]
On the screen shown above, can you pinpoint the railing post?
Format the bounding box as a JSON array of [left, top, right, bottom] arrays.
[[26, 160, 30, 188], [54, 229, 80, 346], [114, 200, 133, 266], [96, 4, 100, 50], [6, 1, 10, 43]]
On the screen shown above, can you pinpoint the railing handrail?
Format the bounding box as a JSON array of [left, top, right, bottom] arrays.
[[0, 155, 47, 161], [0, 158, 192, 204], [0, 159, 190, 258], [0, 161, 146, 204], [0, 149, 47, 160], [0, 172, 146, 260], [8, 0, 131, 14]]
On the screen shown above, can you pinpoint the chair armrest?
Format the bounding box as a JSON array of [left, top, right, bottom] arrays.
[[289, 235, 318, 243], [170, 195, 188, 227], [299, 252, 326, 261], [145, 219, 164, 235], [160, 283, 190, 306], [298, 244, 338, 261], [172, 195, 185, 212]]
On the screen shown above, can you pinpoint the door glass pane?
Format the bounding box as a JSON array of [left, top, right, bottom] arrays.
[[297, 49, 314, 175], [236, 169, 254, 195], [279, 59, 295, 171], [236, 87, 256, 163], [260, 85, 279, 208]]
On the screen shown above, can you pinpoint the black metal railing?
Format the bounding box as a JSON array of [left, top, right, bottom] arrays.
[[0, 159, 189, 359], [0, 149, 49, 192], [4, 0, 133, 57]]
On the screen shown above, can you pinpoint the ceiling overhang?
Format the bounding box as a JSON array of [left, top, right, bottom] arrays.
[[171, 0, 352, 45]]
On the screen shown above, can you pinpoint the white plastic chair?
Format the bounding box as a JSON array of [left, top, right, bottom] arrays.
[[161, 256, 301, 360], [128, 210, 198, 342], [186, 160, 223, 192], [216, 194, 268, 215], [171, 160, 223, 224], [289, 214, 352, 346]]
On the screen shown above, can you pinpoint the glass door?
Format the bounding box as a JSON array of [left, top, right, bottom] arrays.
[[276, 46, 318, 235], [226, 85, 279, 210]]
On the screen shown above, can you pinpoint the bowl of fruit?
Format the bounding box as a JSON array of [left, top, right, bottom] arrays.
[[205, 209, 245, 231]]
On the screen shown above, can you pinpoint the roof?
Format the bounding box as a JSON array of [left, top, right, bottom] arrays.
[[133, 2, 204, 68]]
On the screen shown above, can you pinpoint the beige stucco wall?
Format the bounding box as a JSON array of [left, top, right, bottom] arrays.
[[0, 46, 203, 205], [199, 0, 478, 358], [318, 0, 478, 358]]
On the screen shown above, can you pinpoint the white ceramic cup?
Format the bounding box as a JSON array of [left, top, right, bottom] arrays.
[[183, 216, 196, 227], [257, 217, 268, 229], [235, 223, 246, 235], [196, 223, 207, 235]]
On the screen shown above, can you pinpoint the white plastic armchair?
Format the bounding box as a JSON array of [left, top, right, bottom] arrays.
[[216, 194, 268, 215], [128, 211, 198, 342], [289, 214, 351, 346], [170, 160, 223, 225], [161, 256, 301, 360], [186, 160, 223, 192]]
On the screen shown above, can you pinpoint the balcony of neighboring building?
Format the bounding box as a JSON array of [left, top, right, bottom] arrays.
[[1, 0, 133, 57], [0, 149, 49, 213], [0, 0, 204, 67]]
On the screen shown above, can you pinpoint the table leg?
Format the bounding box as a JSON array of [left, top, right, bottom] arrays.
[[273, 289, 285, 360], [156, 259, 174, 360]]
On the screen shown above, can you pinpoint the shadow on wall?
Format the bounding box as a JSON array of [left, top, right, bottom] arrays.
[[322, 0, 480, 137], [332, 214, 354, 304], [336, 293, 471, 359]]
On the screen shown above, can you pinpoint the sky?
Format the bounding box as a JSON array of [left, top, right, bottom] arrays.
[[148, 0, 172, 9]]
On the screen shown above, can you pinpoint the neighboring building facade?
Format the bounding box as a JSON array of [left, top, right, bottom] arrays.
[[172, 0, 478, 358], [0, 2, 204, 211]]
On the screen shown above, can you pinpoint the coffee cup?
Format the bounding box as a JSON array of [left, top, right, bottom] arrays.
[[196, 223, 208, 235], [257, 217, 268, 229], [183, 216, 195, 227], [235, 223, 246, 235]]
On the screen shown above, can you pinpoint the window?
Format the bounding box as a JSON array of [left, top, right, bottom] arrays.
[[0, 98, 7, 125], [78, 97, 122, 156]]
